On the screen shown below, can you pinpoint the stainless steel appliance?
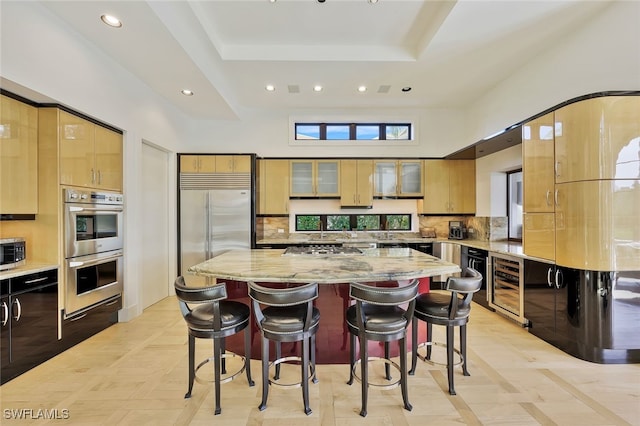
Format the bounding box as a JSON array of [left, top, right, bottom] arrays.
[[448, 221, 466, 240], [282, 245, 363, 256], [488, 252, 527, 325], [432, 241, 461, 286], [178, 172, 254, 281], [63, 188, 124, 317], [461, 246, 491, 310], [0, 238, 26, 271]]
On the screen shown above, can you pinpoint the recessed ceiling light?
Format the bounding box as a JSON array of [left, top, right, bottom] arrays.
[[181, 89, 194, 96], [313, 85, 323, 92], [100, 14, 122, 28], [358, 86, 367, 92], [269, 0, 277, 3], [265, 84, 275, 92], [401, 87, 412, 92], [368, 0, 379, 4]]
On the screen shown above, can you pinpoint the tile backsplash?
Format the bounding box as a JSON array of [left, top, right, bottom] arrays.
[[258, 215, 508, 241]]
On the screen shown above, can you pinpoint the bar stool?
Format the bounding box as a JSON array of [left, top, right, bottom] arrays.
[[409, 267, 482, 395], [248, 281, 320, 416], [346, 279, 419, 417], [174, 276, 254, 415]]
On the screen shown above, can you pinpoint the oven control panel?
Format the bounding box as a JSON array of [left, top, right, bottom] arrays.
[[64, 189, 123, 205]]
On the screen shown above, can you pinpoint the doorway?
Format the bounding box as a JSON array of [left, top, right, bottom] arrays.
[[140, 141, 170, 309]]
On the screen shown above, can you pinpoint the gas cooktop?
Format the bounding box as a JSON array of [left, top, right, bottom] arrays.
[[282, 245, 364, 256]]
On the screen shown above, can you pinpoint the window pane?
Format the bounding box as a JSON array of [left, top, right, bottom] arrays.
[[296, 124, 320, 140], [326, 125, 350, 140], [356, 215, 380, 231], [386, 215, 411, 230], [386, 125, 410, 140], [296, 215, 320, 231], [326, 215, 350, 231], [355, 125, 379, 140]]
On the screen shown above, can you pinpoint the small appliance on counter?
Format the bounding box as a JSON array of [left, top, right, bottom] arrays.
[[448, 221, 467, 240], [0, 237, 26, 270]]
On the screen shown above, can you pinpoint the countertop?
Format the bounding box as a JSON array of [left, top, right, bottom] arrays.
[[0, 262, 59, 280], [256, 234, 554, 264], [187, 247, 461, 284]]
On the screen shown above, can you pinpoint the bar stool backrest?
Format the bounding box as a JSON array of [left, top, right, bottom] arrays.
[[248, 282, 319, 330], [349, 279, 420, 328], [174, 276, 228, 330], [444, 267, 482, 320]]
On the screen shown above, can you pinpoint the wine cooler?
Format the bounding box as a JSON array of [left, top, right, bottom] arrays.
[[488, 252, 527, 325]]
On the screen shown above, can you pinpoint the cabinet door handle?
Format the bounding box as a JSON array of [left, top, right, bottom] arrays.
[[97, 170, 102, 184], [24, 276, 48, 285], [554, 189, 559, 207], [555, 268, 563, 289], [545, 190, 551, 207], [91, 168, 95, 184], [555, 161, 560, 177], [547, 267, 553, 287], [1, 301, 8, 326], [12, 298, 22, 321]]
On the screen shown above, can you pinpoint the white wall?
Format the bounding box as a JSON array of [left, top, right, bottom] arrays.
[[475, 144, 523, 217], [465, 0, 640, 142]]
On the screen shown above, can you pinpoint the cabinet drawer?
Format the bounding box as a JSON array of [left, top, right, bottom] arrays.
[[61, 296, 121, 350], [10, 269, 57, 293]]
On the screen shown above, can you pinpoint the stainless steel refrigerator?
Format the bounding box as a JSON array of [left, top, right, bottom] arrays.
[[178, 172, 253, 284]]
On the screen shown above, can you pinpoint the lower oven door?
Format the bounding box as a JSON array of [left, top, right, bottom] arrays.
[[65, 250, 123, 318]]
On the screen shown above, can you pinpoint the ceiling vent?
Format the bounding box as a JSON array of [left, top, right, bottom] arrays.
[[377, 85, 391, 94], [288, 85, 300, 94]]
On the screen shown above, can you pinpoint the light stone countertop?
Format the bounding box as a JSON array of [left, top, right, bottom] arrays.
[[256, 235, 554, 264], [0, 262, 59, 280], [187, 248, 461, 284]]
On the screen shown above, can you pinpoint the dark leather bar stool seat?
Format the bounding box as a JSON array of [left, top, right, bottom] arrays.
[[346, 279, 419, 417], [174, 276, 254, 415], [249, 281, 320, 416], [409, 267, 482, 395]]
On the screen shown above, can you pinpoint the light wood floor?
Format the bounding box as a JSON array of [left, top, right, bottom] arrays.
[[1, 296, 638, 425]]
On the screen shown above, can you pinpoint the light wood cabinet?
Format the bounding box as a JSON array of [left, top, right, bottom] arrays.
[[215, 155, 251, 173], [373, 160, 423, 197], [555, 180, 639, 270], [340, 159, 374, 207], [180, 155, 216, 173], [290, 160, 339, 197], [257, 159, 289, 215], [522, 112, 555, 213], [523, 213, 555, 261], [554, 96, 640, 183], [59, 110, 122, 191], [0, 95, 38, 214], [180, 155, 252, 173], [422, 160, 475, 214]]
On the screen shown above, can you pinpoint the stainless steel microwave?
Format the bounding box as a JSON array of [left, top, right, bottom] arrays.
[[0, 238, 26, 271]]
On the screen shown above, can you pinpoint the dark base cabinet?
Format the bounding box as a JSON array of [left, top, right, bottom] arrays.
[[60, 296, 121, 351], [525, 263, 640, 364], [461, 247, 491, 310], [1, 269, 59, 385]]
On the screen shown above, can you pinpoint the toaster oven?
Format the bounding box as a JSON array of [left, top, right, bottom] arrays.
[[0, 238, 26, 271]]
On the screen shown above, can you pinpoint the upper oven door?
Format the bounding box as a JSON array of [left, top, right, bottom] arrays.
[[64, 203, 124, 258]]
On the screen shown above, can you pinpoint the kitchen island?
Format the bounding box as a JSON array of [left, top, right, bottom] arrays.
[[187, 247, 460, 363]]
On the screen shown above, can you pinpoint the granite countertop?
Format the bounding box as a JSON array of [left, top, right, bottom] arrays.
[[256, 234, 554, 264], [0, 262, 59, 280], [187, 247, 460, 284]]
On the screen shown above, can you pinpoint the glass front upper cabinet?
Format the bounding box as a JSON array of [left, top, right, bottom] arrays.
[[290, 160, 340, 197], [374, 160, 423, 197]]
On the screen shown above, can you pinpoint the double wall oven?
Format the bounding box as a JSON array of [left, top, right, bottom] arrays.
[[63, 188, 123, 318]]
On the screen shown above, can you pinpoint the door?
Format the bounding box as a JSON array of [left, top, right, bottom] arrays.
[[141, 142, 170, 309]]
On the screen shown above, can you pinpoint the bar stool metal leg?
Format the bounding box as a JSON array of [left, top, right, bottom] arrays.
[[347, 333, 357, 385], [400, 336, 412, 411], [446, 325, 456, 395], [359, 333, 369, 417], [213, 337, 222, 415], [185, 335, 195, 398], [301, 337, 312, 415], [461, 324, 470, 376], [259, 337, 269, 411], [244, 325, 255, 386]]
